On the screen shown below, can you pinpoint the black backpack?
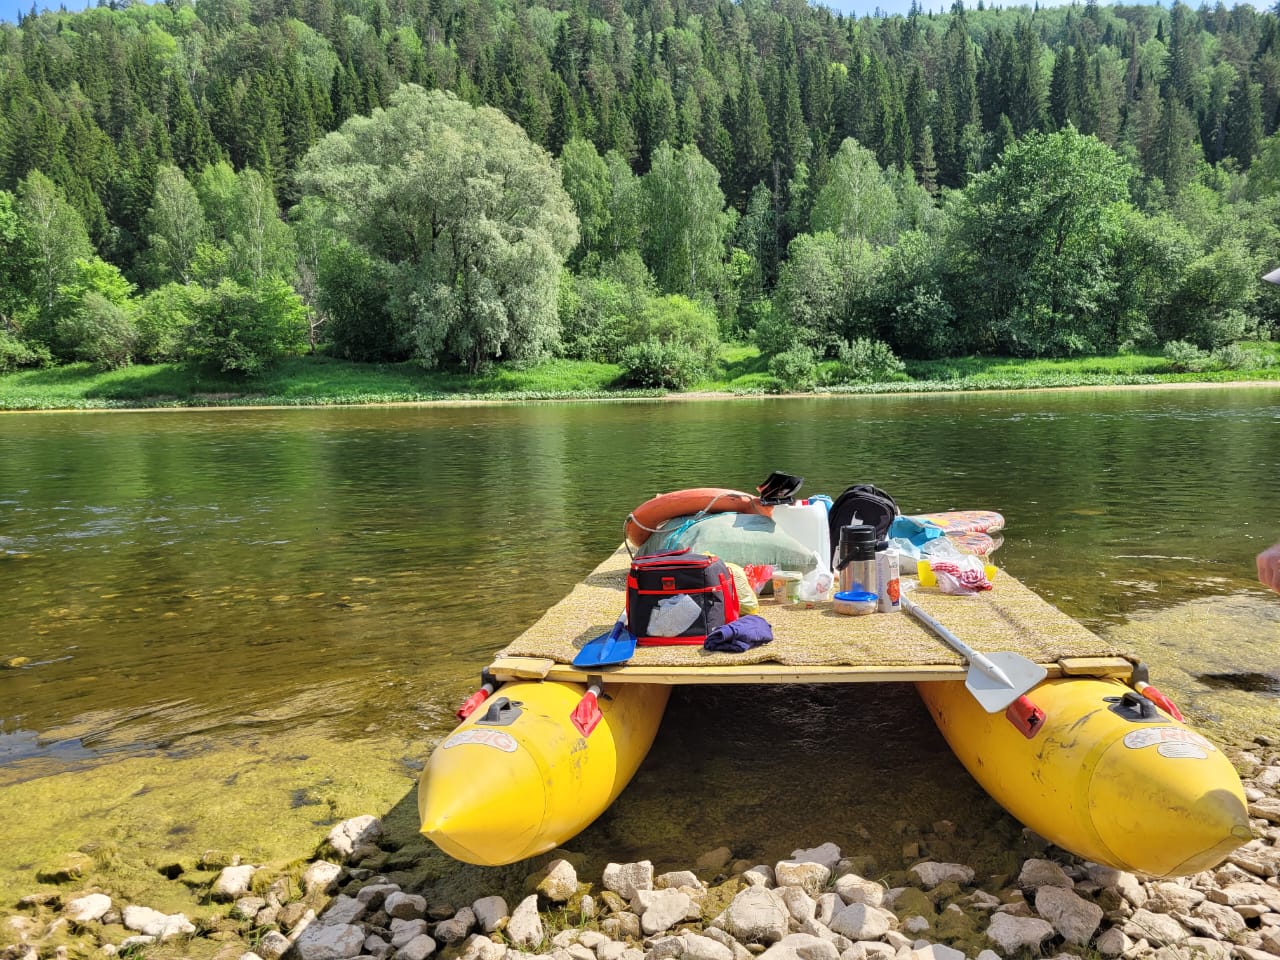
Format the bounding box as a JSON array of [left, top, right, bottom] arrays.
[[828, 483, 900, 547]]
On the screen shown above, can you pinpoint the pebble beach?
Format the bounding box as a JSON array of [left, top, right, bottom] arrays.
[[5, 736, 1280, 960]]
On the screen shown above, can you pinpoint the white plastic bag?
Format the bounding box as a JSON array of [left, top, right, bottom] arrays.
[[647, 593, 703, 636], [928, 555, 992, 594], [797, 552, 834, 602]]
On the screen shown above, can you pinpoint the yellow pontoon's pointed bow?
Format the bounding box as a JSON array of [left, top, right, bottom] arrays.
[[1088, 730, 1253, 877], [917, 676, 1252, 878], [419, 680, 670, 867]]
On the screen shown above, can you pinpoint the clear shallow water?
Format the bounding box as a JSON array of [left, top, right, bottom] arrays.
[[0, 388, 1278, 875]]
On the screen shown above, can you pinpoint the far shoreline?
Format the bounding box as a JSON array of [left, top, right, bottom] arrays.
[[1, 376, 1277, 415]]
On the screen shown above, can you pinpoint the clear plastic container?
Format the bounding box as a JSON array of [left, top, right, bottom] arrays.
[[833, 590, 878, 616], [770, 570, 802, 604]]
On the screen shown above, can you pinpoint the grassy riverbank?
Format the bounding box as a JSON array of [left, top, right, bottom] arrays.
[[2, 344, 1279, 410]]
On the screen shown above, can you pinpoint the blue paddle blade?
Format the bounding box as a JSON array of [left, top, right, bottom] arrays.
[[572, 618, 636, 668]]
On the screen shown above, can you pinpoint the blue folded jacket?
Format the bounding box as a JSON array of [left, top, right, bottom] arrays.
[[704, 614, 774, 653]]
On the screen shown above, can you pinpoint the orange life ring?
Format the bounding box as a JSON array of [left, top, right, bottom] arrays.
[[625, 488, 771, 550]]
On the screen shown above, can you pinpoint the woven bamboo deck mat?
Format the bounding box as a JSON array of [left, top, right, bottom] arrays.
[[494, 546, 1130, 672]]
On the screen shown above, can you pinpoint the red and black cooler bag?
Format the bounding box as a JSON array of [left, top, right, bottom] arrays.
[[627, 548, 740, 646]]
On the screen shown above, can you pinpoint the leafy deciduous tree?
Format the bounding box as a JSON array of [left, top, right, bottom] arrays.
[[948, 126, 1131, 356], [145, 165, 207, 284], [641, 141, 728, 301], [298, 85, 578, 372]]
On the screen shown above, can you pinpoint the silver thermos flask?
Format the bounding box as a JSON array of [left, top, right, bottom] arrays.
[[837, 524, 878, 595]]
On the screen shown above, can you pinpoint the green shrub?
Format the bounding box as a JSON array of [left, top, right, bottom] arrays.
[[752, 308, 803, 357], [1163, 339, 1208, 372], [560, 273, 635, 362], [619, 339, 705, 389], [889, 288, 955, 358], [830, 337, 907, 383], [636, 294, 721, 369], [135, 283, 197, 362], [185, 279, 308, 376], [59, 292, 138, 369], [318, 244, 409, 362], [1208, 343, 1275, 370], [769, 345, 818, 390], [0, 328, 49, 372]]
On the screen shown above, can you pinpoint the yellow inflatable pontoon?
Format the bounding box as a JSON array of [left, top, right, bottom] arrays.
[[917, 676, 1252, 877], [418, 679, 669, 866]]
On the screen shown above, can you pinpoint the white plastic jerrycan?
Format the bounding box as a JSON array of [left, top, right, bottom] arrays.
[[771, 496, 833, 593]]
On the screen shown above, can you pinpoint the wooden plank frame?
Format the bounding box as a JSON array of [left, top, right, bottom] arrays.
[[486, 654, 1136, 685]]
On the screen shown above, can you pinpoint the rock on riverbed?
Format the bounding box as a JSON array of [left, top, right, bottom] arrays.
[[5, 742, 1280, 960]]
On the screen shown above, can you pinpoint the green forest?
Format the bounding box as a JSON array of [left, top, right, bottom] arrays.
[[2, 0, 1280, 392]]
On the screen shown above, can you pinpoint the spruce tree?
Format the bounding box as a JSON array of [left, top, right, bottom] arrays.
[[1226, 75, 1263, 168]]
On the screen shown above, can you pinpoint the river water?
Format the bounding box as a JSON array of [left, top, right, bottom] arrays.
[[1, 388, 1278, 903]]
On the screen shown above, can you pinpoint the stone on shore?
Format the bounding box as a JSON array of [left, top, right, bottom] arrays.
[[234, 896, 267, 921], [433, 906, 476, 943], [984, 912, 1054, 952], [635, 888, 693, 935], [775, 860, 831, 895], [1121, 908, 1190, 946], [604, 861, 654, 900], [396, 933, 438, 960], [303, 861, 343, 896], [537, 859, 580, 903], [321, 895, 368, 926], [828, 903, 893, 941], [357, 883, 400, 909], [1094, 926, 1131, 957], [472, 896, 509, 933], [507, 895, 543, 948], [121, 905, 196, 940], [64, 893, 112, 923], [777, 845, 840, 894], [1016, 859, 1072, 891], [904, 945, 964, 960], [385, 892, 427, 920], [258, 930, 292, 960], [834, 876, 883, 907], [292, 921, 367, 960], [789, 844, 842, 872], [390, 919, 429, 948], [908, 863, 973, 890], [327, 816, 382, 859], [717, 886, 789, 944], [657, 871, 701, 890], [213, 864, 257, 901], [757, 932, 840, 960], [1249, 798, 1280, 823], [1033, 885, 1103, 944], [779, 886, 817, 925], [682, 932, 735, 960], [459, 934, 505, 960]]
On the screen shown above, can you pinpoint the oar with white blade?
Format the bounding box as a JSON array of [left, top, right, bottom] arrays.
[[900, 586, 1047, 713]]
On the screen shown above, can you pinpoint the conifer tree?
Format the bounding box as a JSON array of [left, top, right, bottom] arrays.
[[730, 59, 772, 206], [916, 123, 939, 193], [1150, 93, 1201, 194], [1009, 19, 1047, 135], [1050, 47, 1077, 129], [1227, 74, 1263, 168]]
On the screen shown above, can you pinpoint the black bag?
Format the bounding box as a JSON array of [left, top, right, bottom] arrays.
[[626, 548, 740, 646], [828, 483, 900, 547]]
